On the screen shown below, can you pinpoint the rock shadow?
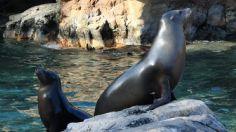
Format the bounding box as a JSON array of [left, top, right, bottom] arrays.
[[138, 0, 168, 45], [100, 21, 114, 47]]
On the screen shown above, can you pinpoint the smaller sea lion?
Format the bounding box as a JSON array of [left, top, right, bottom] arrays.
[[36, 68, 91, 132]]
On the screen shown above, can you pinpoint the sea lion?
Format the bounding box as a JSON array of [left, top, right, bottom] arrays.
[[36, 68, 92, 132], [95, 8, 192, 115]]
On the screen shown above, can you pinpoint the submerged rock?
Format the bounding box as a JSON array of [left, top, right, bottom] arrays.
[[65, 99, 227, 132], [3, 3, 60, 43]]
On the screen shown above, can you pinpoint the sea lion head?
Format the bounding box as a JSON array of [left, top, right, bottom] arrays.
[[162, 8, 192, 25], [35, 68, 60, 87]]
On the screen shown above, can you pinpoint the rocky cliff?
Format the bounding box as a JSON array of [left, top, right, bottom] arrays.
[[3, 0, 236, 49], [167, 0, 236, 41], [58, 0, 167, 49], [58, 0, 236, 49]]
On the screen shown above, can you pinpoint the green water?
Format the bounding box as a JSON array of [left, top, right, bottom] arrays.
[[0, 40, 235, 131]]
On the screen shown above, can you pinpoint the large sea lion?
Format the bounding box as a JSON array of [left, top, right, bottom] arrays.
[[36, 68, 92, 132], [95, 8, 192, 115]]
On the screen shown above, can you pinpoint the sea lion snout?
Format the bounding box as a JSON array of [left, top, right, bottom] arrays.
[[35, 68, 57, 86], [35, 68, 44, 76], [35, 68, 47, 85], [161, 8, 192, 24]]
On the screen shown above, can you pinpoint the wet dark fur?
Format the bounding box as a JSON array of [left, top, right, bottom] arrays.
[[36, 68, 91, 132], [95, 8, 192, 115]]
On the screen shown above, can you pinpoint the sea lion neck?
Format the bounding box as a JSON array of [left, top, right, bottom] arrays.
[[39, 79, 62, 92], [156, 19, 184, 43], [143, 18, 185, 68], [147, 19, 184, 56]]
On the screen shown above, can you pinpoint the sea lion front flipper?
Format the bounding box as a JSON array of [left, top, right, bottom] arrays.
[[146, 76, 172, 111]]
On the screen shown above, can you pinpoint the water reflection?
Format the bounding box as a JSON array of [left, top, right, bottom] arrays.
[[0, 40, 235, 131]]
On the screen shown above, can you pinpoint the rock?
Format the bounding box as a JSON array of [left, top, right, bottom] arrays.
[[65, 99, 227, 132], [3, 3, 60, 43], [207, 4, 225, 26], [59, 0, 167, 49], [0, 15, 8, 39], [3, 0, 236, 46], [58, 0, 236, 48], [0, 0, 58, 40], [184, 6, 207, 40], [165, 0, 236, 41], [195, 25, 226, 40]]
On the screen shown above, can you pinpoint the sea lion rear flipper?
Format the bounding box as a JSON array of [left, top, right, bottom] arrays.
[[146, 76, 172, 111]]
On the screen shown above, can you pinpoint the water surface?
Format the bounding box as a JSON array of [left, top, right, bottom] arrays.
[[0, 40, 235, 131]]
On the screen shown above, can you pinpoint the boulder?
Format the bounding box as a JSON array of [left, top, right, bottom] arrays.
[[184, 6, 207, 40], [195, 25, 226, 41], [226, 8, 236, 32], [207, 4, 225, 26], [3, 3, 60, 43], [0, 15, 8, 39], [65, 99, 227, 132]]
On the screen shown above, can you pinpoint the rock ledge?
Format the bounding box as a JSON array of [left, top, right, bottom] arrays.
[[65, 99, 227, 132]]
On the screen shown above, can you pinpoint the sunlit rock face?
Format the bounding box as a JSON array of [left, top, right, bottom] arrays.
[[59, 0, 236, 49], [58, 0, 167, 49], [65, 99, 227, 132], [2, 0, 236, 48]]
